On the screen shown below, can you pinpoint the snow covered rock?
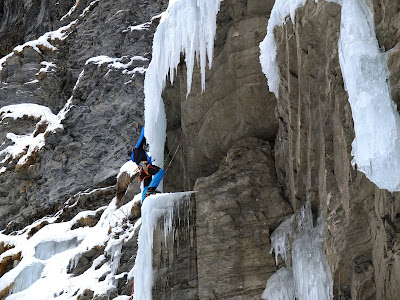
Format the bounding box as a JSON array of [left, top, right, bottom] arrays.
[[0, 0, 166, 230]]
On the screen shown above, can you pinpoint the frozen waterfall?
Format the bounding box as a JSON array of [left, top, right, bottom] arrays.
[[130, 192, 194, 300], [143, 0, 222, 168], [260, 0, 400, 191], [338, 0, 400, 191]]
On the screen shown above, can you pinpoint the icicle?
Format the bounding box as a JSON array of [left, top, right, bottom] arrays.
[[259, 0, 309, 98], [270, 215, 295, 266], [130, 192, 193, 300], [144, 0, 222, 168]]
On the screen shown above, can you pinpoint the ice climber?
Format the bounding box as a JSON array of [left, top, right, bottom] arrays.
[[131, 127, 165, 204]]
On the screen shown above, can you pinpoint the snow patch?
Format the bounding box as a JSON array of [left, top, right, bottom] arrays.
[[0, 99, 72, 167], [117, 160, 139, 179], [37, 61, 57, 75], [60, 0, 80, 21], [86, 55, 149, 78], [123, 22, 151, 32], [0, 193, 142, 300], [24, 79, 40, 85]]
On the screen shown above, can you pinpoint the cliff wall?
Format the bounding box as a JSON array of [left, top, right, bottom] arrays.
[[0, 0, 166, 230], [160, 0, 400, 299], [0, 0, 400, 299]]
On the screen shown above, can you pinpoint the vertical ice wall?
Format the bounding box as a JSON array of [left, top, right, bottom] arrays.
[[262, 200, 333, 300], [130, 192, 193, 300], [143, 0, 222, 167], [338, 0, 400, 191]]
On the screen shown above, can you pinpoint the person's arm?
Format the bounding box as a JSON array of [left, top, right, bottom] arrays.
[[135, 127, 146, 149]]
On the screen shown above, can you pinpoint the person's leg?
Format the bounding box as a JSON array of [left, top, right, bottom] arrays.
[[141, 186, 149, 204], [148, 169, 165, 189]]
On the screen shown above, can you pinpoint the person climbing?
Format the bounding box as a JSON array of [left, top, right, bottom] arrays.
[[131, 127, 165, 204]]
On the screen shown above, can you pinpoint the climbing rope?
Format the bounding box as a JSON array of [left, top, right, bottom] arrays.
[[164, 134, 179, 164], [129, 280, 135, 300], [165, 136, 183, 173]]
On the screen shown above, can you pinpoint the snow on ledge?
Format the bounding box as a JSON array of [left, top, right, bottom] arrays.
[[0, 0, 100, 73], [0, 100, 72, 167], [117, 160, 139, 178], [123, 22, 151, 32], [85, 55, 149, 77]]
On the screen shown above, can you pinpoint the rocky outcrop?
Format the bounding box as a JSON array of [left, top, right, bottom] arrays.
[[195, 138, 292, 299], [0, 0, 167, 230], [160, 0, 400, 299], [163, 0, 277, 191]]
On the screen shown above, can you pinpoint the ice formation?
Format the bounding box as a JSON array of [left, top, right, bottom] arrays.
[[260, 0, 400, 191], [130, 192, 194, 300], [262, 200, 333, 300], [261, 267, 294, 300], [269, 215, 295, 266], [338, 0, 400, 191], [143, 0, 222, 168], [259, 0, 309, 98]]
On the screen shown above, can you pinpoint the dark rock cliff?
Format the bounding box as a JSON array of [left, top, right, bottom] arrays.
[[0, 0, 166, 230]]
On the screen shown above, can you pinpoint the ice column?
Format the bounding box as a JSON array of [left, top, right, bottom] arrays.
[[260, 0, 400, 191], [143, 0, 222, 167], [338, 0, 400, 191], [130, 192, 193, 300], [262, 200, 333, 300]]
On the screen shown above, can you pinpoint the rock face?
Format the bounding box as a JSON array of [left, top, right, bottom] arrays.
[[1, 0, 400, 299], [195, 138, 292, 299], [163, 0, 277, 191], [160, 0, 400, 299], [270, 1, 400, 299], [0, 0, 167, 229]]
